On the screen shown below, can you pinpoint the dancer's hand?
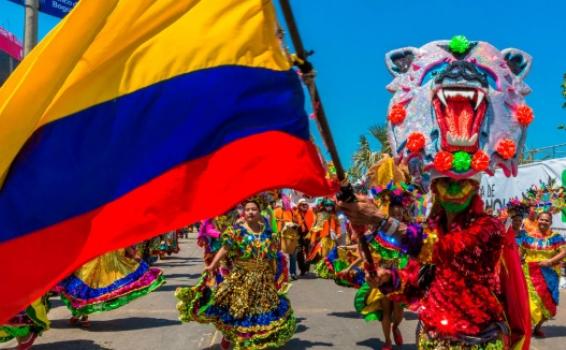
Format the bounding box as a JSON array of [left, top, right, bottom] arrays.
[[204, 263, 217, 273], [365, 267, 392, 289], [338, 195, 383, 226]]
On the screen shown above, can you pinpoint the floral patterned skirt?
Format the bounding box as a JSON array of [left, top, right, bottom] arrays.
[[176, 259, 296, 350]]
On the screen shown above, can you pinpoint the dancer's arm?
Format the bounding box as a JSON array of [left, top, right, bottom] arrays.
[[540, 245, 566, 267], [205, 247, 228, 272]]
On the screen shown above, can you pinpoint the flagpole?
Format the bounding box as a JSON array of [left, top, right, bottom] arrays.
[[278, 0, 377, 276], [277, 0, 346, 183]]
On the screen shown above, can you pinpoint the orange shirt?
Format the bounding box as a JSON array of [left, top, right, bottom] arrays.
[[293, 208, 315, 234], [273, 207, 294, 233], [318, 213, 341, 238]]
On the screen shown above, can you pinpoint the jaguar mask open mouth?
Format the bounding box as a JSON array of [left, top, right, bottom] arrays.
[[432, 60, 489, 154], [384, 37, 533, 186], [433, 86, 487, 153]]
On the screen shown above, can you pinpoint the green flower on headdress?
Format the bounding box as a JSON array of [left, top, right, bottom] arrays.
[[452, 151, 471, 173], [449, 35, 470, 54]]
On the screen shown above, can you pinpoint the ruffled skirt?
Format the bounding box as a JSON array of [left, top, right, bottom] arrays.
[[176, 259, 296, 350], [417, 321, 509, 349], [0, 297, 50, 343], [56, 250, 165, 316], [315, 246, 365, 287], [523, 262, 560, 325]]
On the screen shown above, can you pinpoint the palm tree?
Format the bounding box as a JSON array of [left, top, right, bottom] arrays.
[[350, 135, 379, 182], [346, 164, 362, 183], [368, 124, 392, 155]]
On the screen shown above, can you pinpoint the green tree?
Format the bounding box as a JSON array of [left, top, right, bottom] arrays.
[[368, 124, 392, 155], [350, 135, 378, 182]]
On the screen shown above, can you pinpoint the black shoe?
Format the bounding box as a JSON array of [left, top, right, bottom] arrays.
[[291, 274, 298, 280]]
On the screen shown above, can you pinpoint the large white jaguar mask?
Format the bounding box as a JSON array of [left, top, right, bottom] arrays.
[[385, 37, 533, 186]]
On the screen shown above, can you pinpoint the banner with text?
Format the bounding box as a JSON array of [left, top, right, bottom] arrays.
[[480, 157, 566, 231]]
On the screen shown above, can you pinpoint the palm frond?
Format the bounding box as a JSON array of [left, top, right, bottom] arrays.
[[368, 124, 392, 155]]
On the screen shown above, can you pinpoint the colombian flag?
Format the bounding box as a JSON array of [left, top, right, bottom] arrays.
[[0, 0, 334, 322]]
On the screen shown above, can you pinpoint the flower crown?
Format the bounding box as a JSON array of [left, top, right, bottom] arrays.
[[520, 178, 565, 215]]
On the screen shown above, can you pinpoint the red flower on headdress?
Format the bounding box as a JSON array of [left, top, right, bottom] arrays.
[[388, 103, 407, 125], [406, 132, 425, 154], [496, 139, 516, 160], [434, 151, 453, 172], [514, 104, 534, 126], [471, 150, 490, 171]]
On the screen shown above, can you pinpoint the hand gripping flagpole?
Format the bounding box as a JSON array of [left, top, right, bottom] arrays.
[[277, 0, 377, 277]]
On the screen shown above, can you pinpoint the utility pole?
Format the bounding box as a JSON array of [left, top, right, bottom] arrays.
[[23, 0, 39, 57]]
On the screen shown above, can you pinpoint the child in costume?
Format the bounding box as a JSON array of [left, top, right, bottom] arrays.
[[340, 37, 533, 349], [354, 180, 419, 350], [56, 247, 165, 326], [176, 197, 295, 350]]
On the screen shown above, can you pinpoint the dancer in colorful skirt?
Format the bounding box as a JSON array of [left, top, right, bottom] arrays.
[[176, 198, 295, 350], [0, 296, 50, 350], [352, 180, 418, 350], [517, 211, 566, 337], [57, 247, 165, 326]]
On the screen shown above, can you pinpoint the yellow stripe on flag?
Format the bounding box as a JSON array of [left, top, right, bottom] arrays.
[[0, 0, 289, 183]]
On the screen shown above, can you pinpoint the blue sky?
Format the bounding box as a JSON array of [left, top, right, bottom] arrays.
[[1, 0, 565, 168]]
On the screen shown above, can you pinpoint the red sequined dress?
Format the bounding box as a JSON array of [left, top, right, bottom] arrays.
[[381, 203, 527, 349]]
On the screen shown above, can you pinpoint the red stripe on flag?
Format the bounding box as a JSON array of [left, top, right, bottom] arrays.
[[0, 131, 335, 322]]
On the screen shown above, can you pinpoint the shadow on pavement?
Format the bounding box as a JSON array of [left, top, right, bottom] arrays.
[[328, 310, 418, 321], [281, 339, 333, 349], [538, 325, 566, 338], [158, 256, 201, 262], [33, 340, 112, 350], [327, 311, 361, 319], [51, 317, 180, 332], [404, 311, 419, 321], [163, 273, 202, 280], [154, 284, 191, 292], [356, 337, 417, 350], [156, 262, 198, 269], [295, 324, 308, 334], [294, 317, 308, 334]]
